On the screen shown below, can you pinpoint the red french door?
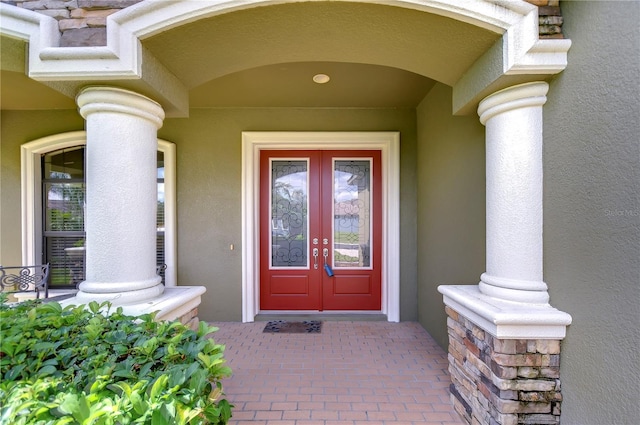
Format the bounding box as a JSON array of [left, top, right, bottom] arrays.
[[260, 150, 382, 311]]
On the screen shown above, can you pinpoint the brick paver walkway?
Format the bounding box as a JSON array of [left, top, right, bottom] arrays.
[[209, 321, 464, 425]]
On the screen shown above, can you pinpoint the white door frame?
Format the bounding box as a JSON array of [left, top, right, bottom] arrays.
[[241, 132, 400, 322]]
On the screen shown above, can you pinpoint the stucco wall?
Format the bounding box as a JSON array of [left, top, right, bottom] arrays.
[[415, 83, 486, 349], [0, 107, 418, 321], [0, 110, 84, 267], [160, 107, 419, 322], [543, 1, 640, 424]]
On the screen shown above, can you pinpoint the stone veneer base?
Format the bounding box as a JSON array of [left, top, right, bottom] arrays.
[[446, 306, 563, 425], [439, 285, 571, 424]]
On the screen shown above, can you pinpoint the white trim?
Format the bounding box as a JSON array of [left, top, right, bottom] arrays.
[[21, 131, 86, 266], [20, 132, 177, 286], [241, 132, 400, 323]]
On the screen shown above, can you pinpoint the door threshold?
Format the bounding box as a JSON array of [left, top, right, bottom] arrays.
[[255, 311, 387, 322]]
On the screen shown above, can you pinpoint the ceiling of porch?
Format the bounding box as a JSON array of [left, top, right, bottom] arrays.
[[0, 1, 500, 111]]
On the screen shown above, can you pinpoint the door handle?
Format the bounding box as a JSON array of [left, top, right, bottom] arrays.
[[323, 248, 334, 277], [313, 248, 319, 269]]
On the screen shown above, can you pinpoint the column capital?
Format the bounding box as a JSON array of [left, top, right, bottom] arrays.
[[478, 81, 548, 125], [77, 86, 165, 129]]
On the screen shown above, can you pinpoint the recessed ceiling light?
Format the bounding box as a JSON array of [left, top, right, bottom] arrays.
[[313, 74, 330, 84]]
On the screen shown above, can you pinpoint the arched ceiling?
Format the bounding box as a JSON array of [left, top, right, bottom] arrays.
[[188, 61, 437, 108], [143, 2, 499, 89], [1, 1, 499, 111]]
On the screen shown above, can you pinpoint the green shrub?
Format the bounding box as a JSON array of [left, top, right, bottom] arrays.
[[0, 295, 232, 425]]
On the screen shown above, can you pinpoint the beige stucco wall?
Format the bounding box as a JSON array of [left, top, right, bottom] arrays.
[[159, 108, 417, 321], [415, 83, 486, 348], [0, 110, 84, 267], [1, 107, 418, 322], [543, 1, 640, 423], [162, 107, 420, 321], [415, 7, 640, 421]]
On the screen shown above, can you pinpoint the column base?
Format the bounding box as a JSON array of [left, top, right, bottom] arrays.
[[60, 286, 206, 328], [479, 273, 550, 304], [438, 285, 571, 339], [74, 277, 165, 306]]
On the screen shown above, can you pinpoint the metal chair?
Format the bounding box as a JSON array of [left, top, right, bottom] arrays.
[[156, 264, 167, 275], [0, 264, 50, 299]]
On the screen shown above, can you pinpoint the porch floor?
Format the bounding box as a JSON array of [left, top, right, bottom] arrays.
[[209, 321, 464, 425]]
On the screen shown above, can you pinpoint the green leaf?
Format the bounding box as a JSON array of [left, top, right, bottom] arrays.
[[1, 338, 16, 356], [203, 405, 221, 423], [38, 364, 57, 377], [53, 417, 75, 425], [88, 301, 101, 314], [151, 409, 170, 425], [188, 369, 207, 393], [58, 393, 90, 424], [196, 321, 218, 338], [112, 369, 135, 379], [149, 375, 168, 401], [90, 377, 109, 394], [167, 366, 187, 388], [107, 381, 128, 397], [86, 406, 111, 425], [219, 399, 233, 423], [138, 361, 154, 379], [5, 364, 26, 381], [130, 390, 148, 415]]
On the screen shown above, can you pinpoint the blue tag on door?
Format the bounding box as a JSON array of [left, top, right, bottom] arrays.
[[324, 263, 334, 277]]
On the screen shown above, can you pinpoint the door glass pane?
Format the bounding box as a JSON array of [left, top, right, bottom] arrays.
[[333, 159, 372, 268], [271, 160, 308, 268]]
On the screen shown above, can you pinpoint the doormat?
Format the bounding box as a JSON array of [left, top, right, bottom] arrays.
[[263, 320, 322, 333]]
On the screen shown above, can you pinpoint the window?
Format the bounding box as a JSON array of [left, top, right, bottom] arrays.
[[21, 132, 177, 287], [42, 147, 86, 288]]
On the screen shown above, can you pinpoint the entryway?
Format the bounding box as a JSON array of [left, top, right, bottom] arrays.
[[259, 150, 382, 311], [241, 132, 401, 322]]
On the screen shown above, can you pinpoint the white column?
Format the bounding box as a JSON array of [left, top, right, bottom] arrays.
[[439, 81, 571, 339], [75, 86, 165, 305], [477, 82, 550, 304]]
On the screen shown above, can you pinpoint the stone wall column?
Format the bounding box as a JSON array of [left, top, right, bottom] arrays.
[[477, 82, 550, 304], [75, 86, 165, 305], [439, 81, 571, 425]]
